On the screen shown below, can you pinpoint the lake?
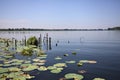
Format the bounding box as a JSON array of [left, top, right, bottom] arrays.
[[0, 31, 120, 80]]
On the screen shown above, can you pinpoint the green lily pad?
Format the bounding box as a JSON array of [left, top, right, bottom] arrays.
[[0, 73, 8, 78], [93, 78, 106, 80], [79, 60, 97, 64], [24, 60, 31, 63], [65, 60, 76, 64], [55, 56, 62, 60], [4, 55, 13, 59], [38, 66, 47, 71], [33, 63, 45, 66], [3, 64, 12, 67], [63, 54, 69, 56], [53, 63, 67, 67], [77, 62, 83, 66], [47, 66, 57, 70], [50, 69, 62, 74], [0, 64, 3, 66], [8, 67, 21, 72], [65, 73, 84, 80], [72, 52, 77, 55], [11, 62, 22, 66], [22, 65, 38, 71], [33, 58, 40, 62], [20, 64, 32, 69], [13, 76, 26, 80], [0, 68, 8, 74]]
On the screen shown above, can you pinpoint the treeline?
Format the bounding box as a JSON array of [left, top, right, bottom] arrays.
[[0, 28, 106, 31], [108, 27, 120, 30]]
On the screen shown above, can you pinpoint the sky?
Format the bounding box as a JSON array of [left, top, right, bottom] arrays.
[[0, 0, 120, 29]]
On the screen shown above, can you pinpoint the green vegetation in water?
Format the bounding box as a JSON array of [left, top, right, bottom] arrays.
[[72, 52, 77, 55], [93, 78, 106, 80], [27, 36, 38, 46], [38, 66, 47, 71], [55, 56, 62, 60], [63, 54, 69, 56], [64, 73, 84, 80], [21, 47, 33, 56], [65, 60, 76, 64], [77, 62, 83, 67]]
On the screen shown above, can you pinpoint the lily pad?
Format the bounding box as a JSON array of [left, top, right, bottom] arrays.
[[33, 58, 40, 62], [80, 60, 97, 64], [50, 69, 62, 74], [65, 73, 84, 80], [72, 52, 77, 55], [22, 65, 38, 71], [63, 54, 69, 56], [55, 56, 62, 60], [53, 63, 67, 67], [65, 60, 76, 64], [93, 78, 106, 80], [77, 62, 83, 66], [8, 67, 21, 72], [0, 73, 8, 78], [11, 62, 22, 66], [13, 76, 26, 80], [0, 68, 8, 74], [3, 64, 12, 67], [38, 66, 47, 71], [47, 66, 57, 70], [20, 64, 31, 69], [33, 63, 45, 66], [4, 55, 13, 59]]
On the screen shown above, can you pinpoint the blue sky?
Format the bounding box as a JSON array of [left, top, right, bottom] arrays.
[[0, 0, 120, 29]]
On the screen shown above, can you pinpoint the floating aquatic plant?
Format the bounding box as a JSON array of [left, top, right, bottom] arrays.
[[21, 47, 33, 56], [33, 62, 45, 66], [93, 78, 106, 80], [4, 55, 13, 59], [53, 63, 67, 67], [0, 68, 8, 74], [78, 70, 86, 74], [50, 69, 62, 74], [38, 66, 47, 71], [33, 58, 40, 62], [22, 65, 38, 71], [11, 62, 22, 66], [65, 60, 76, 64], [8, 67, 21, 72], [65, 73, 84, 80], [47, 66, 57, 70], [72, 52, 77, 55], [55, 56, 62, 60], [20, 64, 31, 69], [77, 62, 83, 66], [27, 36, 38, 46], [80, 60, 97, 64], [3, 64, 12, 67], [63, 54, 69, 57]]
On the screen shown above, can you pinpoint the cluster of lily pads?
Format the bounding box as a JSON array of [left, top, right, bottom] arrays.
[[0, 37, 106, 80]]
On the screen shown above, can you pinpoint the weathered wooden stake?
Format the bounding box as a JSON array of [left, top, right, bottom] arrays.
[[49, 37, 52, 50]]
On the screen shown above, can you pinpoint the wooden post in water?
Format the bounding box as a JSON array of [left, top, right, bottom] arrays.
[[15, 39, 17, 50], [38, 34, 42, 49], [49, 37, 52, 50], [24, 36, 26, 46], [46, 33, 48, 50]]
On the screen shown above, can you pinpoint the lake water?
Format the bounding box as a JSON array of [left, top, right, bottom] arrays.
[[0, 31, 120, 80]]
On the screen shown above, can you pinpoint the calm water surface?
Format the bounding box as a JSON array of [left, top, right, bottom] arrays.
[[0, 31, 120, 80]]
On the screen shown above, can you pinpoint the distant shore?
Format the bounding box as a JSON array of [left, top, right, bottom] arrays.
[[0, 27, 120, 31]]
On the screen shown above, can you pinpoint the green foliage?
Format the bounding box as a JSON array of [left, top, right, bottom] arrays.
[[27, 36, 38, 46], [21, 47, 33, 56]]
